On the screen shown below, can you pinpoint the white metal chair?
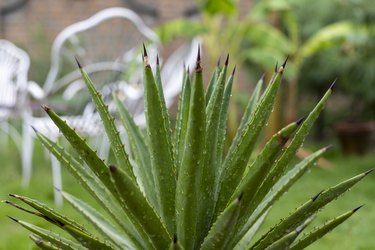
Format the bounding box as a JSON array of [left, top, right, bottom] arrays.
[[43, 7, 160, 96], [0, 39, 43, 170], [0, 39, 30, 140], [0, 40, 29, 117]]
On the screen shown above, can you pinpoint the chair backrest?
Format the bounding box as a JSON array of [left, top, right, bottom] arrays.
[[43, 7, 160, 95], [59, 37, 199, 127], [0, 39, 30, 116], [42, 7, 199, 127]]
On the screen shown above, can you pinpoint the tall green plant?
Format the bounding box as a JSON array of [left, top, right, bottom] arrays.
[[158, 0, 375, 130], [5, 47, 372, 250]]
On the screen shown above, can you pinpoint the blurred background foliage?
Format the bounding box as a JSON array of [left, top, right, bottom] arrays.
[[157, 0, 375, 142]]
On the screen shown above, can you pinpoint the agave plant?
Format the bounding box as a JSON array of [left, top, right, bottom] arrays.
[[5, 46, 372, 250]]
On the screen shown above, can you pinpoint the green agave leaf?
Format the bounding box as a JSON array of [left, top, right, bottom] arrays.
[[62, 192, 135, 249], [249, 82, 335, 213], [264, 227, 301, 250], [113, 94, 156, 209], [196, 58, 228, 244], [8, 195, 113, 249], [109, 164, 171, 249], [8, 194, 87, 233], [200, 195, 242, 250], [216, 61, 286, 218], [169, 236, 186, 250], [76, 59, 135, 180], [174, 68, 191, 169], [290, 205, 363, 250], [8, 217, 85, 250], [264, 216, 315, 250], [62, 224, 114, 250], [176, 51, 206, 250], [143, 47, 176, 234], [41, 106, 115, 195], [3, 199, 43, 217], [264, 146, 331, 207], [221, 72, 264, 180], [29, 234, 61, 250], [222, 120, 300, 216], [229, 73, 264, 156], [155, 55, 173, 146], [205, 59, 221, 105], [35, 130, 144, 248], [250, 169, 373, 250], [237, 146, 330, 244], [216, 67, 235, 168], [155, 56, 164, 96], [233, 209, 270, 250], [213, 67, 236, 207], [227, 121, 308, 248], [205, 55, 228, 119]]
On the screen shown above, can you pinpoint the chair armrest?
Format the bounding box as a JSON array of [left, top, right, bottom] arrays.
[[27, 81, 45, 99]]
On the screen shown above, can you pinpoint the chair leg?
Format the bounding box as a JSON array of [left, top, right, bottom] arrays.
[[51, 155, 63, 206], [0, 122, 9, 145], [21, 123, 34, 187]]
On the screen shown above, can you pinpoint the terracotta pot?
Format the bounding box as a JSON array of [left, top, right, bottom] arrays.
[[335, 121, 374, 155]]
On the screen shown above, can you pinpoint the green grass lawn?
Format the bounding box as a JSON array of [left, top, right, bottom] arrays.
[[0, 137, 374, 249], [259, 146, 375, 250]]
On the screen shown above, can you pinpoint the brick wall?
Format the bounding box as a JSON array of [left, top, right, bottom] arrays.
[[1, 0, 198, 44], [1, 0, 252, 86], [0, 0, 199, 81], [2, 1, 124, 41]]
